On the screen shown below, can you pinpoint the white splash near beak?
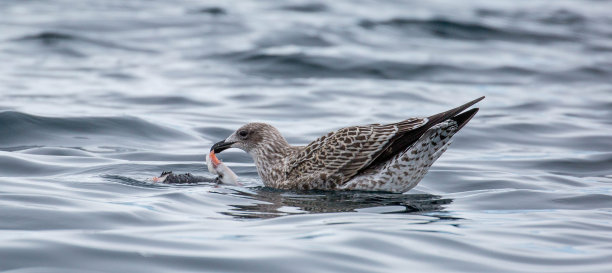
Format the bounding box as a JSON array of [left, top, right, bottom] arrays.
[[152, 172, 171, 183], [207, 150, 240, 186]]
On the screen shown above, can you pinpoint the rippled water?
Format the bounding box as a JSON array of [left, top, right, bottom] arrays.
[[2, 0, 612, 272]]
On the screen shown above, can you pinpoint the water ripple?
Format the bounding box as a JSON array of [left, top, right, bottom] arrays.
[[1, 0, 612, 272]]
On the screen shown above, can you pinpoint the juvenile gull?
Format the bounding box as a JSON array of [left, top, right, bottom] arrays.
[[212, 96, 484, 193]]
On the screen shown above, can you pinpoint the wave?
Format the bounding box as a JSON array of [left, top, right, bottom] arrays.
[[217, 46, 612, 82], [188, 7, 227, 15], [358, 17, 574, 43], [220, 50, 543, 82], [280, 3, 328, 13], [255, 31, 333, 48], [13, 31, 157, 53], [0, 111, 194, 147], [112, 95, 215, 107], [0, 152, 67, 176], [476, 8, 587, 26]]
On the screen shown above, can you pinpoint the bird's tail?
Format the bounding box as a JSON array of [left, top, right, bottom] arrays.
[[450, 107, 479, 131]]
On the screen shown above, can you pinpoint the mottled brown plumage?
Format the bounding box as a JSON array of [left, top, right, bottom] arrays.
[[212, 96, 484, 193]]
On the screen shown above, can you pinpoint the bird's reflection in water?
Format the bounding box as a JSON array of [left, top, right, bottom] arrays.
[[105, 175, 456, 221], [220, 187, 454, 220]]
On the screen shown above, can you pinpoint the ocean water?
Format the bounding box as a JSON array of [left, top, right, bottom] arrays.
[[1, 0, 612, 272]]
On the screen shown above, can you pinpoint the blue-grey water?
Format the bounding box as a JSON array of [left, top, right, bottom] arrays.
[[1, 0, 612, 272]]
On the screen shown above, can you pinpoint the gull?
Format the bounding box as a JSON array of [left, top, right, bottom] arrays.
[[211, 96, 483, 193]]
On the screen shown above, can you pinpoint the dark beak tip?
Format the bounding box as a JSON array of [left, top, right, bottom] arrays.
[[211, 140, 234, 153]]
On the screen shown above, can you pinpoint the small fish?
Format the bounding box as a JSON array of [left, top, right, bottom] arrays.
[[207, 150, 240, 185]]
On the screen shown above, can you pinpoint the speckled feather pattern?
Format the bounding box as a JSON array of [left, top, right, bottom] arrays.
[[241, 118, 462, 193], [339, 120, 457, 192], [281, 118, 427, 190], [221, 97, 482, 193]]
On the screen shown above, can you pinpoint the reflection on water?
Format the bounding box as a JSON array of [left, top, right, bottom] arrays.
[[103, 173, 455, 219], [1, 0, 612, 272], [222, 188, 453, 219]]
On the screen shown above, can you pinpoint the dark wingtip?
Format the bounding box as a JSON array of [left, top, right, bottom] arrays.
[[469, 96, 485, 104], [451, 108, 479, 131], [427, 96, 485, 125], [367, 96, 484, 168]]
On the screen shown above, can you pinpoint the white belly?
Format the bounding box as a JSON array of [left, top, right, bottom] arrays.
[[340, 120, 458, 193]]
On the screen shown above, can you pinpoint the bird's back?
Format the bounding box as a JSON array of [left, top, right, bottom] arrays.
[[269, 97, 484, 192]]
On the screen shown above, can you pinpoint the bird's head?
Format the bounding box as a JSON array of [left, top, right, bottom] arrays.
[[211, 122, 288, 156]]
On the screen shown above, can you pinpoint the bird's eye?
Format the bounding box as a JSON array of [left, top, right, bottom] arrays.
[[238, 130, 248, 138]]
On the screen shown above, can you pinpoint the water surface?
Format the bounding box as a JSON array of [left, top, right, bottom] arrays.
[[1, 0, 612, 272]]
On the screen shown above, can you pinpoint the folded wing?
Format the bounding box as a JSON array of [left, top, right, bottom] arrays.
[[287, 96, 484, 186]]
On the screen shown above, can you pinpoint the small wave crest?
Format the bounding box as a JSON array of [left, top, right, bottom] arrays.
[[358, 17, 574, 42], [0, 111, 194, 147]]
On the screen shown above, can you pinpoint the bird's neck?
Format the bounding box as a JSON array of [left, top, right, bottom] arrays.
[[250, 141, 296, 186]]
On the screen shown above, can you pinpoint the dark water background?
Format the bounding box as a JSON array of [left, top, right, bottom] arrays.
[[1, 0, 612, 272]]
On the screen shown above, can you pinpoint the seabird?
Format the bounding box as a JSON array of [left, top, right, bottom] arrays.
[[212, 96, 484, 193]]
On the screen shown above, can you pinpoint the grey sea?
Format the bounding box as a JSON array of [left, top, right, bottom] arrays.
[[1, 0, 612, 272]]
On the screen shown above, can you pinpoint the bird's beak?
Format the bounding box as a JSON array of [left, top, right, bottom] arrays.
[[211, 140, 235, 153]]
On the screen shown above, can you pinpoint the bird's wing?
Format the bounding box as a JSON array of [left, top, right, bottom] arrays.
[[368, 96, 484, 167], [286, 96, 485, 187], [286, 117, 427, 185]]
